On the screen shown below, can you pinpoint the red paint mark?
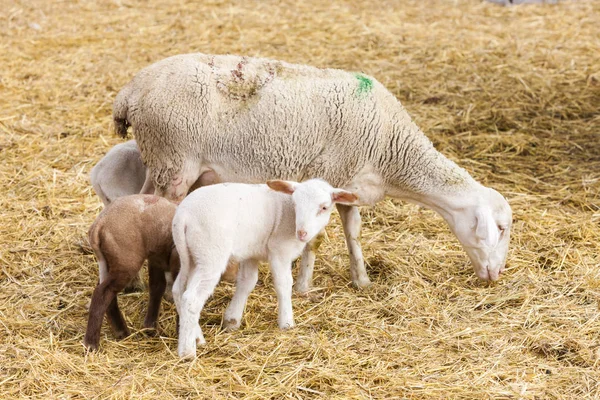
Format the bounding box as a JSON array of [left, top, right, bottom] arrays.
[[144, 195, 160, 205], [171, 176, 183, 187]]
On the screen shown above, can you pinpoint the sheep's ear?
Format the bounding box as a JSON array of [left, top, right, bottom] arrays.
[[475, 208, 499, 247], [331, 190, 359, 205], [267, 180, 297, 195]]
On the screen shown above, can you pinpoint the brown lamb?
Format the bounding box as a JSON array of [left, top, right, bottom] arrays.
[[84, 194, 179, 350]]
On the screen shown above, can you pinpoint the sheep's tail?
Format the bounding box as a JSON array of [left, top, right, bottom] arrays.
[[88, 214, 108, 283], [171, 215, 190, 304], [113, 85, 132, 138]]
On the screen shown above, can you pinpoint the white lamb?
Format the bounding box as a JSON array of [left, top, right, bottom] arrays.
[[114, 53, 513, 287], [171, 179, 358, 359]]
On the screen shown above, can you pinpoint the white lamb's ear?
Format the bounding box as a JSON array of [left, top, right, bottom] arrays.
[[475, 208, 499, 247], [331, 190, 359, 205], [267, 180, 297, 195]]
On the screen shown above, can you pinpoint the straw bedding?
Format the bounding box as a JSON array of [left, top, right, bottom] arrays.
[[0, 0, 598, 398]]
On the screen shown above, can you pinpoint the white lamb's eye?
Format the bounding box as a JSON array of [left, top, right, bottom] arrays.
[[322, 205, 328, 211], [498, 225, 506, 234]]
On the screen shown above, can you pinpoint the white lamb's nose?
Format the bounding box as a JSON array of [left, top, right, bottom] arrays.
[[297, 229, 307, 241]]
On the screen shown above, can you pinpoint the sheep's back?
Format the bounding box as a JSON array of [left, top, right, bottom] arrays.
[[126, 53, 404, 187]]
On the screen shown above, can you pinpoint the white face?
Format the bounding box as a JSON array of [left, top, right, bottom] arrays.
[[267, 179, 358, 243], [292, 183, 338, 242], [451, 188, 512, 281]]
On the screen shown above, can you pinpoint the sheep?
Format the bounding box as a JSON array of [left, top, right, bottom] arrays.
[[89, 140, 237, 293], [113, 53, 513, 288], [171, 179, 358, 359], [84, 194, 179, 351]]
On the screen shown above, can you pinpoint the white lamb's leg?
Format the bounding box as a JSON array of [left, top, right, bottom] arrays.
[[336, 204, 371, 288], [178, 288, 204, 359], [176, 260, 223, 359], [172, 265, 188, 316], [269, 256, 295, 329], [223, 259, 259, 331], [294, 230, 325, 294]]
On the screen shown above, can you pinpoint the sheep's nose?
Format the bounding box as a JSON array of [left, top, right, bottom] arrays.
[[297, 229, 307, 241]]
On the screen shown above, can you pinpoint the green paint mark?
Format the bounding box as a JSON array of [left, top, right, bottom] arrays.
[[355, 73, 373, 97]]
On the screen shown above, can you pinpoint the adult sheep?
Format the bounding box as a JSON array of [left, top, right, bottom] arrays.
[[113, 53, 512, 286]]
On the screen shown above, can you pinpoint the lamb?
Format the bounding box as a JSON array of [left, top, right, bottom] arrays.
[[172, 179, 358, 359], [113, 53, 513, 288], [89, 140, 237, 292], [90, 140, 148, 205], [89, 139, 220, 206], [84, 194, 179, 350]]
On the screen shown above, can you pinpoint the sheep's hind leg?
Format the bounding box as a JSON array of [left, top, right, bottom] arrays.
[[337, 204, 372, 288], [223, 259, 259, 331], [143, 260, 167, 331], [177, 258, 224, 359], [84, 279, 117, 350]]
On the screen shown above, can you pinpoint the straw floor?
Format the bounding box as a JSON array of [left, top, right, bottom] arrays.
[[1, 0, 598, 398]]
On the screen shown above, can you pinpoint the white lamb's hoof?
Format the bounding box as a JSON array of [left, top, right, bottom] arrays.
[[163, 290, 174, 303], [194, 324, 206, 346], [353, 276, 372, 289], [223, 317, 241, 331], [293, 283, 311, 295], [279, 321, 296, 330], [178, 347, 197, 360]]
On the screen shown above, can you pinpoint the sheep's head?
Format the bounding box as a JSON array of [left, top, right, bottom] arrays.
[[449, 187, 512, 281], [267, 179, 359, 243]]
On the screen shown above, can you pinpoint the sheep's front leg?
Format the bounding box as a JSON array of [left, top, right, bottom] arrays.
[[269, 256, 295, 329], [336, 204, 371, 288], [223, 259, 259, 331], [295, 230, 325, 294]]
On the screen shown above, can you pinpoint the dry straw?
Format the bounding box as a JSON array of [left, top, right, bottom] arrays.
[[1, 0, 599, 398]]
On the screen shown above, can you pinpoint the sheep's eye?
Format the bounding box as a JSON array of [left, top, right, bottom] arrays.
[[498, 225, 506, 234], [321, 205, 328, 211]]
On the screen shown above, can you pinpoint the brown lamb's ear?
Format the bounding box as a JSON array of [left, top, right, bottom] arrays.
[[331, 190, 359, 205], [267, 180, 296, 195]]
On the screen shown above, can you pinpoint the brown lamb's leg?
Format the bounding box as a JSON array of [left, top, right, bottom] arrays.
[[84, 279, 122, 350], [104, 267, 137, 341], [143, 259, 167, 331]]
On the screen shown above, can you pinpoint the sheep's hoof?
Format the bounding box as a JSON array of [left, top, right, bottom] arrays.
[[295, 288, 324, 302], [352, 276, 372, 289], [163, 290, 174, 303], [223, 318, 240, 331], [195, 325, 206, 346], [293, 283, 311, 295], [141, 325, 159, 337], [83, 339, 99, 352], [179, 349, 197, 360], [113, 328, 130, 340], [123, 278, 146, 294], [279, 322, 295, 330]]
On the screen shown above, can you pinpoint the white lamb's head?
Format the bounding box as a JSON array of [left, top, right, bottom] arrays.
[[267, 179, 359, 243], [450, 187, 512, 281]]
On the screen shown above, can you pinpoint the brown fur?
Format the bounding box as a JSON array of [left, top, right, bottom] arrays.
[[84, 194, 179, 350]]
